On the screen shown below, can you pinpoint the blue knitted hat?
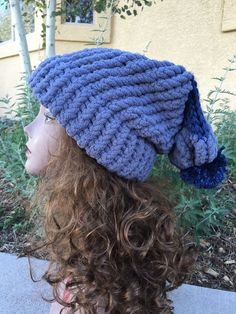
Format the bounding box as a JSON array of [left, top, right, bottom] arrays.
[[27, 47, 228, 189]]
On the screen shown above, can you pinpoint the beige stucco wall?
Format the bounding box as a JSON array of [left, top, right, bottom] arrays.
[[1, 0, 236, 118]]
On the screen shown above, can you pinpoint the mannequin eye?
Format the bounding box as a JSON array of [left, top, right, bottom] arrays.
[[44, 112, 55, 123]]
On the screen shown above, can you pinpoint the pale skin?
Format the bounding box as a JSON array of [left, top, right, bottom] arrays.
[[24, 105, 78, 313], [24, 105, 106, 313], [48, 280, 85, 314], [24, 104, 61, 176]]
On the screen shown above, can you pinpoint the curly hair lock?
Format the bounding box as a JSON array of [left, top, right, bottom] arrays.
[[26, 126, 199, 314]]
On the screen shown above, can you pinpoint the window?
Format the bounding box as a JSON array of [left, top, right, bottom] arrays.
[[62, 0, 94, 24], [0, 0, 11, 43], [55, 0, 112, 43], [0, 0, 34, 44], [0, 0, 42, 59]]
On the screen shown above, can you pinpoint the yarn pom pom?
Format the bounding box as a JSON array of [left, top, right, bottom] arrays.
[[180, 146, 228, 189]]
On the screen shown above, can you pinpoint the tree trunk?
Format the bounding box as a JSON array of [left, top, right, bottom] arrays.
[[9, 0, 32, 78], [46, 0, 56, 57]]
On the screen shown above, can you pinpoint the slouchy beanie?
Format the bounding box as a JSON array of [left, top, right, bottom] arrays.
[[27, 47, 228, 189]]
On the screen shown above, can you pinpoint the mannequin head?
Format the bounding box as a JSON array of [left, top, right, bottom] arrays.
[[24, 104, 62, 176], [25, 104, 198, 314]]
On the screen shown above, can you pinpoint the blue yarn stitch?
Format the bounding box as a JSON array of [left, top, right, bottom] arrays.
[[180, 146, 228, 188], [27, 47, 228, 188]]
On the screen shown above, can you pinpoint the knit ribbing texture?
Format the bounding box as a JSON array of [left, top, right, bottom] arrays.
[[28, 47, 228, 188]]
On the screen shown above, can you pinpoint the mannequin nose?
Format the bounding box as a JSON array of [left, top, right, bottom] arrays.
[[24, 124, 31, 138], [24, 125, 28, 134]]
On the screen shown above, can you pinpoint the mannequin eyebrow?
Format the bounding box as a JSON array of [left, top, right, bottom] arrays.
[[45, 109, 52, 114], [44, 108, 54, 116], [44, 110, 51, 115], [39, 105, 55, 120]]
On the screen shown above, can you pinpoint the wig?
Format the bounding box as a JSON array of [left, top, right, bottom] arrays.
[[26, 125, 199, 314]]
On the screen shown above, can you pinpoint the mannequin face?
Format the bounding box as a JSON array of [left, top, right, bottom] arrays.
[[24, 104, 62, 176]]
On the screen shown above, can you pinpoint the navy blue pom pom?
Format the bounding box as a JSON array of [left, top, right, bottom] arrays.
[[180, 146, 228, 189]]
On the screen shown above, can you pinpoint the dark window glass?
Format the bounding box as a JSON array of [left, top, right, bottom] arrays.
[[62, 0, 94, 24]]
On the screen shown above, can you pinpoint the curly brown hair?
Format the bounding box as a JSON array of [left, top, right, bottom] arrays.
[[25, 125, 199, 314]]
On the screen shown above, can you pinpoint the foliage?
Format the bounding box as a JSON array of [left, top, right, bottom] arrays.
[[0, 11, 11, 42], [0, 205, 34, 234], [0, 77, 39, 234], [110, 0, 161, 19], [0, 80, 38, 196]]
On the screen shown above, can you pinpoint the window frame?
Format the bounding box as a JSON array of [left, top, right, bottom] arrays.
[[221, 0, 236, 32], [0, 4, 42, 59], [55, 0, 112, 43]]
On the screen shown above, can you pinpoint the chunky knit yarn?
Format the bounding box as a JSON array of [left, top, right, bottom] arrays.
[[28, 47, 228, 188]]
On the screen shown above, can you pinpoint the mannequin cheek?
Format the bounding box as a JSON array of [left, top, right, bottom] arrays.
[[47, 128, 61, 156]]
